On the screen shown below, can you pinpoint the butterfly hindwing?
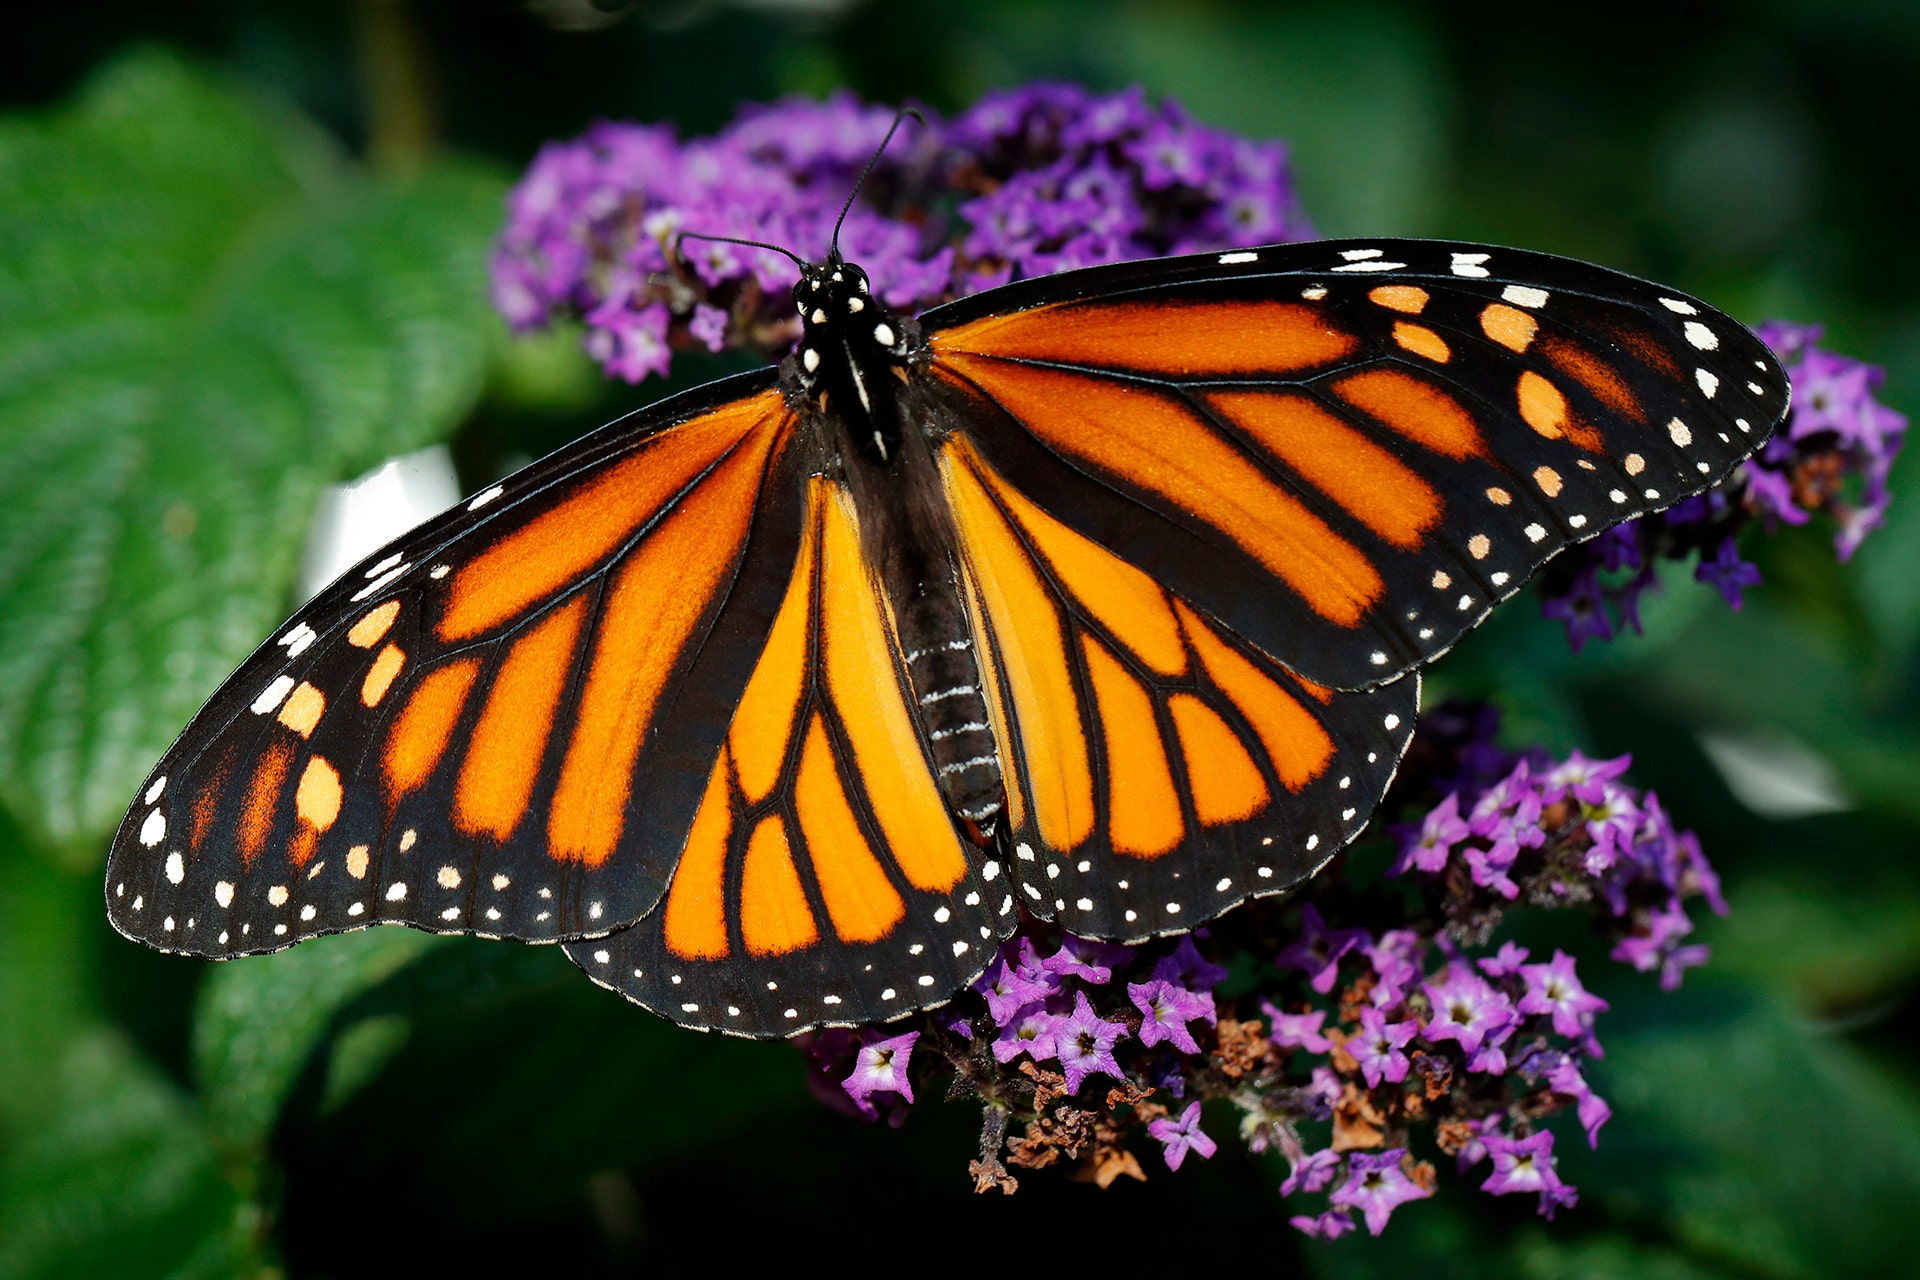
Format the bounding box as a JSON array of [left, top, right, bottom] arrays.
[[105, 371, 804, 955], [566, 477, 1010, 1036], [940, 438, 1417, 940], [923, 237, 1788, 691]]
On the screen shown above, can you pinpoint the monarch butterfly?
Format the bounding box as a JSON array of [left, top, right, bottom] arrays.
[[105, 220, 1788, 1038]]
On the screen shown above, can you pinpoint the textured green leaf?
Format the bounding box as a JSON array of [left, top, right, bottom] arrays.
[[193, 927, 444, 1164], [0, 830, 259, 1279], [0, 48, 506, 851]]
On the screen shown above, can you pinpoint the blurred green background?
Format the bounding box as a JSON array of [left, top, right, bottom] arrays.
[[2, 1, 1917, 1276]]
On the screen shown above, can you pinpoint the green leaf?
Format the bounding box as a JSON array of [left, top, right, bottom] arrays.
[[0, 828, 260, 1279], [192, 927, 444, 1167], [0, 48, 507, 852]]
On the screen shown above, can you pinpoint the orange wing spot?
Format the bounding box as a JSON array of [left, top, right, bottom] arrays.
[[1607, 323, 1682, 377], [440, 392, 783, 643], [348, 600, 401, 648], [944, 448, 1095, 851], [239, 740, 294, 864], [1369, 285, 1429, 314], [1393, 321, 1451, 363], [796, 715, 905, 943], [1542, 336, 1644, 422], [295, 755, 342, 834], [933, 298, 1358, 377], [347, 845, 370, 879], [971, 464, 1185, 676], [361, 644, 406, 707], [1332, 368, 1488, 461], [1205, 390, 1442, 551], [1534, 466, 1564, 497], [276, 682, 325, 739], [548, 419, 780, 867], [1480, 303, 1538, 352], [1486, 486, 1513, 505], [1169, 693, 1269, 825], [739, 814, 819, 958], [728, 495, 819, 804], [1081, 636, 1183, 858], [189, 748, 234, 852], [382, 659, 480, 802], [942, 358, 1380, 627], [1516, 371, 1603, 450], [454, 597, 588, 841], [1176, 602, 1334, 791], [662, 750, 733, 961], [818, 485, 971, 890]]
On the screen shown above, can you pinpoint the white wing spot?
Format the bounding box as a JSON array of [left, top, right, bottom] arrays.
[[492, 874, 509, 891], [952, 941, 970, 957], [802, 346, 820, 373], [1334, 259, 1406, 272], [367, 552, 403, 577], [252, 675, 296, 715], [1747, 381, 1765, 395], [348, 902, 364, 917], [1696, 369, 1719, 398], [1384, 714, 1402, 730], [429, 564, 450, 579], [267, 885, 289, 907], [486, 907, 501, 921], [881, 988, 897, 1000], [1569, 514, 1588, 529], [1370, 650, 1389, 666], [1669, 418, 1694, 447], [164, 850, 184, 883], [1684, 321, 1718, 351], [982, 861, 1000, 881], [1501, 285, 1549, 308], [140, 810, 167, 847], [351, 563, 410, 602], [1166, 902, 1182, 914], [1491, 571, 1511, 587], [1218, 251, 1258, 264], [468, 486, 504, 511], [1660, 297, 1699, 315], [214, 881, 234, 908], [1610, 488, 1629, 504], [386, 882, 408, 902], [1451, 252, 1491, 277], [1016, 843, 1036, 861], [873, 322, 895, 346], [1125, 910, 1138, 923], [144, 776, 167, 804], [1301, 285, 1328, 300], [934, 906, 950, 923], [279, 623, 317, 657], [1307, 834, 1321, 851], [437, 866, 460, 889], [1524, 523, 1547, 543], [1340, 247, 1384, 260], [1459, 594, 1474, 611], [301, 904, 317, 922], [1216, 877, 1233, 892], [1258, 866, 1273, 877], [1645, 488, 1661, 500]]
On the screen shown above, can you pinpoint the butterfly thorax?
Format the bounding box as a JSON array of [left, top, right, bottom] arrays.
[[783, 257, 1003, 843]]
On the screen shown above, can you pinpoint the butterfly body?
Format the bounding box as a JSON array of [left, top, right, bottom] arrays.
[[105, 238, 1789, 1038]]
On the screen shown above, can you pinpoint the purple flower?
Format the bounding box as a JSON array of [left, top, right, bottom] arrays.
[[1465, 840, 1522, 899], [1695, 537, 1763, 610], [1543, 751, 1632, 807], [1346, 1006, 1419, 1088], [974, 941, 1058, 1025], [1146, 1100, 1218, 1170], [1042, 933, 1134, 984], [1541, 563, 1616, 652], [990, 1003, 1059, 1064], [1360, 929, 1427, 1007], [1277, 903, 1370, 994], [1055, 990, 1129, 1093], [1151, 935, 1230, 991], [1264, 1003, 1331, 1053], [1391, 791, 1471, 875], [1289, 1210, 1358, 1240], [1329, 1149, 1433, 1236], [1281, 1146, 1343, 1197], [1480, 1130, 1572, 1218], [1421, 964, 1517, 1056], [1479, 941, 1532, 979], [1518, 950, 1610, 1038], [1611, 900, 1710, 990], [842, 1030, 918, 1115], [1130, 980, 1216, 1053], [1547, 1061, 1613, 1147]]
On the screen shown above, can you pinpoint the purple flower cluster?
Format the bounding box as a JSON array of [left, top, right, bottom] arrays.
[[1536, 324, 1907, 650], [490, 85, 1308, 383]]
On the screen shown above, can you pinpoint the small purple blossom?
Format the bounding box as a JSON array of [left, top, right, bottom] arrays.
[[842, 1030, 918, 1115], [1480, 1130, 1572, 1218], [1264, 1003, 1331, 1053], [1042, 933, 1134, 984], [1281, 1146, 1343, 1197], [1130, 979, 1216, 1053], [1695, 537, 1763, 609], [974, 944, 1058, 1026], [1421, 964, 1517, 1056], [1547, 1061, 1613, 1147], [1329, 1150, 1433, 1236], [1392, 791, 1471, 875], [1518, 951, 1610, 1038], [991, 1003, 1059, 1065], [1146, 1100, 1218, 1170], [1276, 903, 1369, 994], [1290, 1209, 1358, 1240], [1479, 941, 1531, 979], [1054, 990, 1129, 1093], [1345, 1006, 1418, 1088]]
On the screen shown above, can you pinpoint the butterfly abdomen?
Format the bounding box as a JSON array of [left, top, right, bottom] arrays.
[[895, 574, 1002, 840]]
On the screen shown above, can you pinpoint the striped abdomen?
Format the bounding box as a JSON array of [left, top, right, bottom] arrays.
[[894, 575, 1003, 841]]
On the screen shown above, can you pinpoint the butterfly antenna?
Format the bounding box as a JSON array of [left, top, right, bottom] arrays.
[[830, 104, 925, 262], [675, 230, 809, 269]]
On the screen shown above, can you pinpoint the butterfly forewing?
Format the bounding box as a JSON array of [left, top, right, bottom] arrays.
[[105, 372, 803, 956], [922, 238, 1788, 691], [566, 478, 1010, 1035]]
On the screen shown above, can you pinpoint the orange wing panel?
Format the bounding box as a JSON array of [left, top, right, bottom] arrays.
[[727, 496, 819, 805], [1081, 636, 1184, 858], [941, 355, 1381, 627], [1204, 389, 1443, 550], [238, 739, 293, 864], [1176, 602, 1333, 792], [454, 596, 588, 840], [382, 659, 481, 803], [1332, 369, 1489, 461], [796, 715, 906, 944], [440, 391, 784, 642], [739, 814, 818, 958], [1168, 694, 1269, 825], [662, 749, 732, 961], [548, 418, 781, 867], [817, 485, 970, 894], [933, 298, 1358, 377], [1543, 335, 1645, 422], [943, 446, 1096, 851]]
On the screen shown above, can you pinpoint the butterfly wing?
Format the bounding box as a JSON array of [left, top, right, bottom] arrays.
[[922, 237, 1790, 691], [565, 477, 1009, 1037], [106, 369, 810, 955]]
